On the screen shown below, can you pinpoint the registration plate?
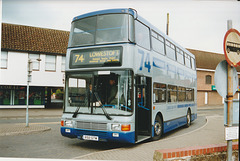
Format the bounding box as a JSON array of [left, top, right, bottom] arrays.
[[82, 135, 99, 141]]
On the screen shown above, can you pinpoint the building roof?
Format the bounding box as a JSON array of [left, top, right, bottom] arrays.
[[1, 23, 69, 55], [188, 48, 240, 72], [187, 49, 224, 70]]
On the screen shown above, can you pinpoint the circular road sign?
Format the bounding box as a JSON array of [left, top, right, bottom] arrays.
[[214, 60, 238, 98], [223, 28, 240, 67]]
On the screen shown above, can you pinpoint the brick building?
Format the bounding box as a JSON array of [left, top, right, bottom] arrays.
[[188, 49, 240, 106], [1, 23, 239, 108]]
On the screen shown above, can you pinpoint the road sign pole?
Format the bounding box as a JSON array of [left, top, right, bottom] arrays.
[[226, 20, 233, 161], [227, 64, 233, 161]]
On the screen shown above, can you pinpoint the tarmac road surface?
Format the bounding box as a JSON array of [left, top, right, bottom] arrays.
[[0, 105, 225, 160]]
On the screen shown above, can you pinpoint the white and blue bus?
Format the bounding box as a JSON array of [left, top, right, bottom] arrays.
[[61, 8, 197, 143]]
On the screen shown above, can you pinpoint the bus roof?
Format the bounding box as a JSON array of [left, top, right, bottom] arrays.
[[72, 8, 136, 22], [72, 8, 194, 58]]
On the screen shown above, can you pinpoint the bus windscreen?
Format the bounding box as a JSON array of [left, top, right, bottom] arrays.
[[68, 14, 134, 47]]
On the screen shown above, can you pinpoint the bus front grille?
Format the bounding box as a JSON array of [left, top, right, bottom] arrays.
[[76, 121, 107, 131]]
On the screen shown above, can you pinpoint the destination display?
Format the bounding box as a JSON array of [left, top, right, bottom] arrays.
[[70, 47, 122, 68]]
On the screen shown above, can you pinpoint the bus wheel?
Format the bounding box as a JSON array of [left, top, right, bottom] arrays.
[[227, 48, 230, 53], [185, 110, 191, 128], [152, 115, 163, 140]]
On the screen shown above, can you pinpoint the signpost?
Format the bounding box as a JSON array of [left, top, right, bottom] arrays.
[[221, 21, 240, 161], [214, 60, 238, 98]]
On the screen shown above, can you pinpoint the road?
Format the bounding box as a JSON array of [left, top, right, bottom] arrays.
[[0, 106, 224, 159]]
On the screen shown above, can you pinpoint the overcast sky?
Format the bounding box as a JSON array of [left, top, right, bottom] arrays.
[[2, 0, 240, 53]]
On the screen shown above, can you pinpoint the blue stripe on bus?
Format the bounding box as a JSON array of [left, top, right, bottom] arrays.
[[153, 57, 165, 69], [61, 127, 135, 143], [191, 113, 197, 121], [163, 116, 187, 133], [153, 57, 197, 79], [177, 103, 196, 108], [152, 113, 197, 137]]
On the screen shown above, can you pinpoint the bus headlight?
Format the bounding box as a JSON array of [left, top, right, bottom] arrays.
[[61, 120, 73, 127], [65, 120, 73, 127], [111, 124, 121, 131]]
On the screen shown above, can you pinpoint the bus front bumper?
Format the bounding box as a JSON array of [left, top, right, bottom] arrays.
[[61, 127, 135, 143]]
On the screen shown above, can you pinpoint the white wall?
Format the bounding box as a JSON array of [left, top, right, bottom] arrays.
[[0, 51, 65, 87]]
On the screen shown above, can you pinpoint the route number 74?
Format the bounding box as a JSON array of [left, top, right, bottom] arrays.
[[138, 49, 151, 72]]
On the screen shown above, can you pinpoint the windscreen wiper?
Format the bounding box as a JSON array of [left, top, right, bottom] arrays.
[[94, 92, 112, 120], [72, 106, 80, 118]]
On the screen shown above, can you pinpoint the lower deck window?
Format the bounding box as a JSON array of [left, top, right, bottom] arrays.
[[167, 85, 177, 102], [153, 83, 166, 103], [153, 84, 194, 103]]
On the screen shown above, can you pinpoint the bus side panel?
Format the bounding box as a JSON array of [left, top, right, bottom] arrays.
[[163, 116, 187, 133]]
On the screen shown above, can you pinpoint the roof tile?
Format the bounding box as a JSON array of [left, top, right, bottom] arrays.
[[1, 23, 69, 55]]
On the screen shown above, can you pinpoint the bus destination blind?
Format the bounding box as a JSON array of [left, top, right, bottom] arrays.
[[70, 47, 122, 68]]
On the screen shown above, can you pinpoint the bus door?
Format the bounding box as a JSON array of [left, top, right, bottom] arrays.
[[135, 76, 152, 142]]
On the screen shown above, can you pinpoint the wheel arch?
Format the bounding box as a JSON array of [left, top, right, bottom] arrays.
[[187, 107, 191, 114], [154, 112, 164, 129]]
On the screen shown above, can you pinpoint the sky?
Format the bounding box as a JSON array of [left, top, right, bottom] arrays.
[[2, 0, 240, 54]]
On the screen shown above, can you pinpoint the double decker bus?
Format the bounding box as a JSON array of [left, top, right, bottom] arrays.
[[61, 8, 197, 143], [226, 41, 240, 55]]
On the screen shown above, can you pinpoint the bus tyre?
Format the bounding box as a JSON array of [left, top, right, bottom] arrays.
[[185, 110, 191, 128], [152, 115, 163, 140], [227, 48, 230, 53]]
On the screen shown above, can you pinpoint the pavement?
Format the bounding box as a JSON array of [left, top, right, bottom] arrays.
[[0, 105, 230, 161], [0, 108, 62, 136], [75, 114, 226, 160]]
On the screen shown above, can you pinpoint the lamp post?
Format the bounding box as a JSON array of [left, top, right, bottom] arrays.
[[26, 58, 41, 127]]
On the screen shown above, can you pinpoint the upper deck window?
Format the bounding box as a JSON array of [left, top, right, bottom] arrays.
[[68, 14, 134, 47], [176, 47, 184, 65], [151, 31, 165, 55], [184, 53, 191, 68], [166, 40, 176, 60], [191, 57, 196, 70], [135, 21, 150, 50]]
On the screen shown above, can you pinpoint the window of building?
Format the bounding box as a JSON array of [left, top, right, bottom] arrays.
[[29, 54, 40, 71], [0, 86, 45, 106], [135, 21, 150, 50], [15, 87, 26, 105], [151, 30, 165, 55], [167, 85, 177, 102], [178, 86, 186, 102], [61, 56, 66, 72], [45, 55, 56, 71], [29, 87, 45, 105], [166, 40, 176, 60], [0, 88, 11, 105], [1, 51, 8, 69], [153, 83, 166, 103], [206, 75, 212, 84]]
